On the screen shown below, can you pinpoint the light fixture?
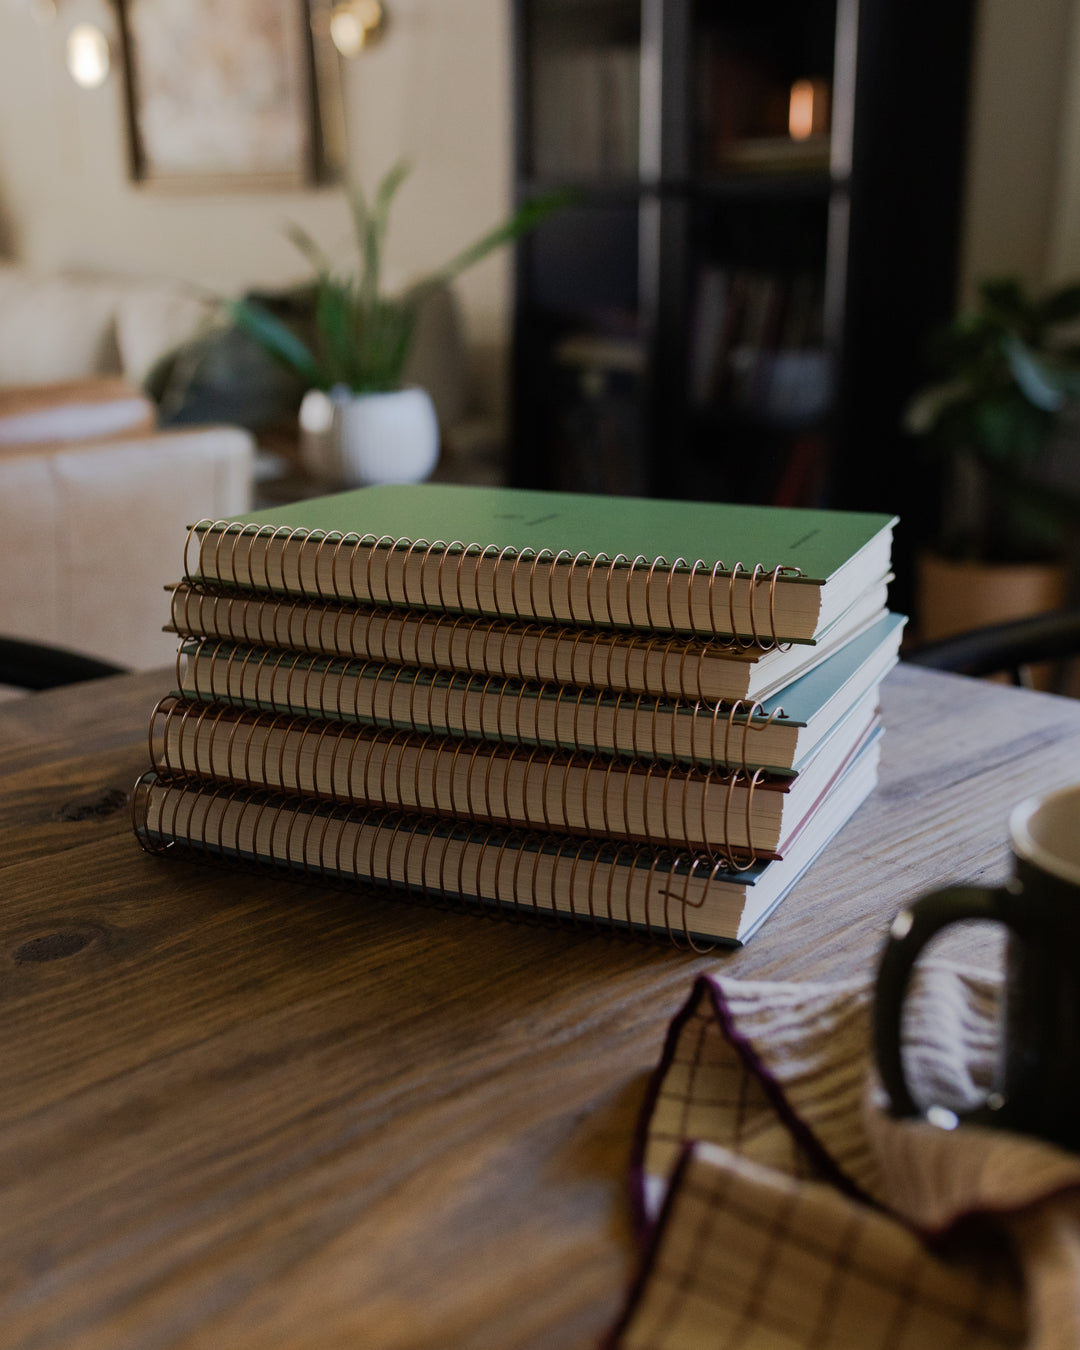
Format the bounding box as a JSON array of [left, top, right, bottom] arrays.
[[329, 0, 385, 57], [788, 78, 830, 142], [66, 21, 110, 88]]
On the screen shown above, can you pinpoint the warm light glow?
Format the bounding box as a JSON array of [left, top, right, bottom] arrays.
[[330, 0, 384, 56], [788, 80, 816, 141], [330, 7, 364, 55], [788, 78, 830, 142], [355, 0, 384, 28], [66, 23, 110, 88]]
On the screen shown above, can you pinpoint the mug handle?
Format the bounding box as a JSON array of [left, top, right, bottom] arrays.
[[873, 885, 1021, 1121]]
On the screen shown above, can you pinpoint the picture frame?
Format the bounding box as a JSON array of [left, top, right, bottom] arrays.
[[116, 0, 345, 190]]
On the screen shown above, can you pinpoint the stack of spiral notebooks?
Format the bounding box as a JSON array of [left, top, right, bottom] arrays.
[[132, 484, 902, 947]]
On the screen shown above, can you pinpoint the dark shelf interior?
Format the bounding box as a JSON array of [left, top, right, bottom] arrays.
[[510, 0, 975, 611]]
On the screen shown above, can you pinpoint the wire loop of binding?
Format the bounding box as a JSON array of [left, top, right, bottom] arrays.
[[306, 530, 336, 602], [150, 699, 773, 863], [184, 524, 804, 649], [179, 638, 792, 786], [170, 584, 774, 703], [132, 773, 739, 948]]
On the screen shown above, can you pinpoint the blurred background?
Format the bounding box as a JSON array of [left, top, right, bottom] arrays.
[[2, 0, 1079, 656]]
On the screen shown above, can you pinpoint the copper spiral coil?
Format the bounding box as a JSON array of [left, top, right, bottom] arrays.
[[171, 585, 776, 703], [132, 773, 764, 948], [178, 639, 791, 781], [185, 520, 803, 645]]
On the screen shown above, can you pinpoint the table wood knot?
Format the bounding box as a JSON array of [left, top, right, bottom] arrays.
[[14, 930, 95, 962], [54, 787, 129, 823]]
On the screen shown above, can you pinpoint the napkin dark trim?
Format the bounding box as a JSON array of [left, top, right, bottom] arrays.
[[704, 973, 871, 1204], [627, 973, 873, 1241], [604, 1139, 697, 1350], [626, 975, 711, 1237]]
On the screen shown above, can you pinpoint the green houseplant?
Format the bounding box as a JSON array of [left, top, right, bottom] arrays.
[[228, 161, 566, 486], [907, 275, 1080, 562], [905, 276, 1080, 643]]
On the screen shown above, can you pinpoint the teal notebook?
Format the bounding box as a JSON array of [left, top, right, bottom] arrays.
[[188, 485, 895, 643], [174, 613, 905, 775]]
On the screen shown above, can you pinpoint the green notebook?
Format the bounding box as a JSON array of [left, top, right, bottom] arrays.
[[188, 485, 895, 643]]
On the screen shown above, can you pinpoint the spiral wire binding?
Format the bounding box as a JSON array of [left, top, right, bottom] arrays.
[[149, 520, 835, 951], [169, 581, 805, 704], [176, 637, 790, 779], [133, 770, 737, 950], [149, 693, 779, 865], [186, 520, 803, 648]]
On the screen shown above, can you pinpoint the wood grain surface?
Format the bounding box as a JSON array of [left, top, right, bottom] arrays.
[[3, 665, 1080, 1350]]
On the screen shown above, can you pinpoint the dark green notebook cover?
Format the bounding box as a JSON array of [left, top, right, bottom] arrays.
[[216, 485, 895, 584]]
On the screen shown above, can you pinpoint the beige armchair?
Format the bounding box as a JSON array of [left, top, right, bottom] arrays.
[[0, 379, 254, 671]]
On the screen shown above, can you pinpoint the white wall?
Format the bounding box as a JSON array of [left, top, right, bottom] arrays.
[[1047, 0, 1080, 279], [0, 0, 513, 414], [957, 0, 1078, 299]]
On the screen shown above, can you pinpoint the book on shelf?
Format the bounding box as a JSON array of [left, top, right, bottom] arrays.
[[772, 433, 830, 510], [696, 27, 833, 175], [146, 689, 879, 858], [698, 36, 775, 171], [184, 484, 896, 644], [168, 576, 890, 704], [553, 332, 647, 375], [550, 334, 649, 497], [132, 729, 881, 947], [532, 44, 639, 180], [688, 265, 732, 407], [172, 613, 904, 776], [719, 133, 831, 174], [688, 267, 830, 425]]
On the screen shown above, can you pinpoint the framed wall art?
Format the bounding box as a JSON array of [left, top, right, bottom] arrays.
[[116, 0, 345, 190]]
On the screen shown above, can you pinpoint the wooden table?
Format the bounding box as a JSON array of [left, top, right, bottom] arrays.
[[4, 665, 1080, 1349]]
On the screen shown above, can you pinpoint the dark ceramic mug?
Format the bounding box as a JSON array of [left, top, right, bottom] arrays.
[[874, 781, 1080, 1150]]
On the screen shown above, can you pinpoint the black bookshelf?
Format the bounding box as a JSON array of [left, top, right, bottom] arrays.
[[509, 0, 974, 612]]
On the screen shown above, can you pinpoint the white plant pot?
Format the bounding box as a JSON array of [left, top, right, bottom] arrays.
[[299, 386, 440, 488]]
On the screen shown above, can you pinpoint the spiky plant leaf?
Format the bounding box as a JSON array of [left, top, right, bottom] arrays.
[[1003, 335, 1068, 412], [313, 279, 357, 387], [226, 297, 325, 389], [283, 223, 334, 276], [415, 189, 573, 297], [236, 169, 567, 395]]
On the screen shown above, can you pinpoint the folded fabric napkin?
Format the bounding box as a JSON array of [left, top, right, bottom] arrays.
[[609, 960, 1080, 1350]]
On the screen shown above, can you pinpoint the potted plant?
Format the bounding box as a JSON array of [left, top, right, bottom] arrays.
[[228, 161, 565, 487], [905, 276, 1080, 642]]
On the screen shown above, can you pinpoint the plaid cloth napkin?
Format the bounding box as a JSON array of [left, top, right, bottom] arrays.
[[609, 960, 1080, 1350]]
